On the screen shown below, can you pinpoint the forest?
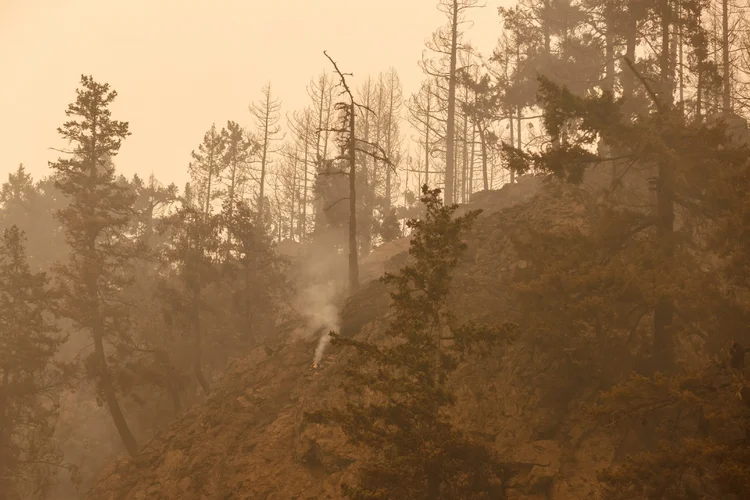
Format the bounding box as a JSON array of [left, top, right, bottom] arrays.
[[2, 0, 750, 498]]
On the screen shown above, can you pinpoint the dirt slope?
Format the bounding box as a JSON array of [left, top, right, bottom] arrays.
[[87, 175, 616, 500]]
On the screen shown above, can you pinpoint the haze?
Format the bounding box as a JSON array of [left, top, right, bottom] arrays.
[[0, 0, 502, 186]]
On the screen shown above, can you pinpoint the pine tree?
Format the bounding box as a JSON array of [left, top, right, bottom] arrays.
[[188, 124, 226, 216], [307, 186, 515, 499], [220, 120, 255, 254], [502, 72, 748, 368], [160, 199, 222, 394], [0, 167, 67, 271], [0, 226, 71, 499], [49, 75, 141, 457]]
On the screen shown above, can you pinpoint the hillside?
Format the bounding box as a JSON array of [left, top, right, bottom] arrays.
[[84, 173, 629, 500]]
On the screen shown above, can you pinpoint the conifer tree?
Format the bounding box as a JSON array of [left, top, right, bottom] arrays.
[[307, 186, 515, 499], [503, 73, 748, 368], [0, 226, 71, 498], [160, 200, 221, 394], [49, 75, 141, 456], [220, 120, 255, 254], [188, 124, 226, 216]]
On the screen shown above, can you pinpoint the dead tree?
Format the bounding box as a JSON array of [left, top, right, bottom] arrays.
[[322, 51, 394, 294]]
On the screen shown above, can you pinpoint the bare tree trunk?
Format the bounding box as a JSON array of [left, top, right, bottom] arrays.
[[251, 84, 282, 224], [508, 110, 515, 183], [385, 76, 395, 212], [425, 83, 432, 187], [469, 119, 476, 197], [289, 148, 298, 241], [461, 93, 469, 203], [444, 0, 460, 204], [258, 106, 270, 221], [480, 125, 489, 191], [697, 68, 703, 120], [360, 81, 374, 256], [302, 115, 311, 240], [678, 0, 684, 106], [348, 100, 359, 293], [604, 0, 615, 93], [722, 0, 731, 114], [622, 9, 638, 106]]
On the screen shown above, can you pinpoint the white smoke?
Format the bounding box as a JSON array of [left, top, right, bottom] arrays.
[[297, 280, 341, 365], [313, 330, 332, 366], [288, 233, 347, 366]]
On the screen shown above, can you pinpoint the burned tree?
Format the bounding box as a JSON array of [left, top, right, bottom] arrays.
[[322, 51, 394, 294]]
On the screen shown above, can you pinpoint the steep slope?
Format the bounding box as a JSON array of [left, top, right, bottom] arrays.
[[87, 175, 617, 500]]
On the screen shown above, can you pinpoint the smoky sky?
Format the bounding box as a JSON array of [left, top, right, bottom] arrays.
[[0, 0, 505, 187]]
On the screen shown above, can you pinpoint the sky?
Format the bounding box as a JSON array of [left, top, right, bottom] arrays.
[[0, 0, 506, 190]]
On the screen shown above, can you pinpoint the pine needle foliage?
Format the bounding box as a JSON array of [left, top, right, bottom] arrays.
[[307, 185, 516, 499]]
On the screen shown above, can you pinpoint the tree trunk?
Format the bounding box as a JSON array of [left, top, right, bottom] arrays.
[[480, 125, 489, 191], [654, 0, 676, 371], [192, 286, 211, 394], [678, 0, 684, 106], [444, 0, 459, 204], [86, 126, 139, 456], [258, 103, 270, 222], [469, 119, 476, 197], [622, 9, 638, 105], [289, 150, 297, 241], [722, 0, 731, 114], [302, 116, 310, 241], [697, 67, 703, 121], [385, 76, 395, 212], [508, 110, 515, 183], [225, 163, 236, 260], [461, 97, 469, 203], [361, 84, 373, 256], [348, 101, 359, 293], [604, 0, 615, 93], [425, 83, 432, 187], [93, 298, 139, 456]]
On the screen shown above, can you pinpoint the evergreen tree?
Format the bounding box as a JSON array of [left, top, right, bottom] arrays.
[[188, 124, 226, 216], [49, 75, 141, 457], [0, 167, 68, 271], [159, 200, 222, 394], [0, 226, 70, 498], [503, 74, 747, 370], [307, 186, 515, 499]]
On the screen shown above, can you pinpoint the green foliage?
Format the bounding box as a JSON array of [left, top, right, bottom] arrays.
[[307, 185, 516, 499], [0, 226, 74, 498]]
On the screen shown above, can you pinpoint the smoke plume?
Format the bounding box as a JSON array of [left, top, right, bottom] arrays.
[[288, 233, 347, 366]]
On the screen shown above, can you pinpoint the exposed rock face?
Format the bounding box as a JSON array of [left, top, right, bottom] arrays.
[[87, 175, 618, 499]]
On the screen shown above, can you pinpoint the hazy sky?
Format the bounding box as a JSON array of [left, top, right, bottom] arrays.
[[1, 0, 505, 189]]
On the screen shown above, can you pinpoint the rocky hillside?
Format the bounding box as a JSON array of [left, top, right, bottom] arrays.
[[85, 173, 641, 500]]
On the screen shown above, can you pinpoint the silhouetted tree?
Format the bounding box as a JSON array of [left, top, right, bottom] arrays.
[[49, 75, 141, 457]]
